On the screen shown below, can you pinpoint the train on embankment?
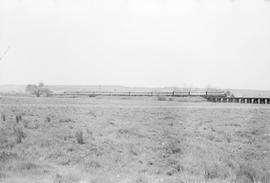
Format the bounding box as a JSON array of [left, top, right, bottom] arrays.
[[54, 90, 270, 104]]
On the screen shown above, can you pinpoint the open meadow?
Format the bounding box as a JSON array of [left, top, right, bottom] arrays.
[[0, 96, 270, 183]]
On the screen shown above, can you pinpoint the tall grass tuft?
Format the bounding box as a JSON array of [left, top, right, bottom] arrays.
[[16, 115, 22, 124], [1, 113, 5, 121], [75, 130, 84, 144], [14, 126, 25, 144]]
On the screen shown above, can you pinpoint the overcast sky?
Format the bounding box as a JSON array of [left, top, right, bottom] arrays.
[[0, 0, 270, 90]]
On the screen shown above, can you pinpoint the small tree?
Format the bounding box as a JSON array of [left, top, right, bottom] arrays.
[[25, 83, 52, 97]]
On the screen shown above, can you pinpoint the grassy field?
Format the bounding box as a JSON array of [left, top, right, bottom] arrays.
[[0, 96, 270, 183]]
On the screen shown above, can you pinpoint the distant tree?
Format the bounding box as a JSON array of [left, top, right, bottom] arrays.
[[225, 90, 235, 98], [25, 84, 39, 96], [25, 83, 52, 97]]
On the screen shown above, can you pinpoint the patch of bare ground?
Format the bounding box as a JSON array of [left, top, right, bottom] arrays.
[[0, 96, 270, 182]]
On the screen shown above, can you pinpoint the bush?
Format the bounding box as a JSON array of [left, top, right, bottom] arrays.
[[75, 130, 84, 144]]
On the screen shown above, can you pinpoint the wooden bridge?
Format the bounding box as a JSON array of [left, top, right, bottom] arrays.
[[206, 96, 270, 104], [55, 91, 270, 104]]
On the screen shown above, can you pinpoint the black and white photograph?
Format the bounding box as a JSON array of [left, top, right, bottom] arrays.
[[0, 0, 270, 182]]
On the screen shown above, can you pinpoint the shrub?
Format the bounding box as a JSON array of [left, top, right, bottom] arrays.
[[157, 95, 166, 101], [75, 130, 84, 144]]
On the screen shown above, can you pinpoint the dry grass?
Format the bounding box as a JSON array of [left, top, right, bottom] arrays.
[[235, 163, 270, 183], [0, 96, 269, 183]]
